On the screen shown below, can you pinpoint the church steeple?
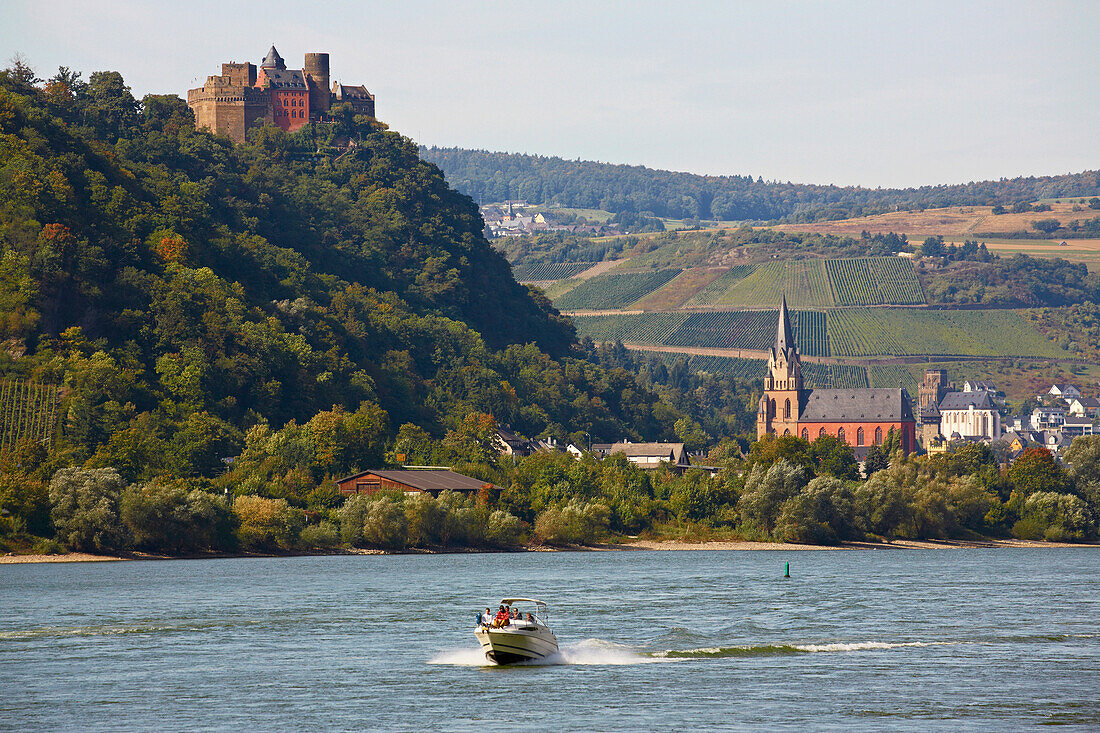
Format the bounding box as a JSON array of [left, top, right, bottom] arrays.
[[775, 295, 794, 356]]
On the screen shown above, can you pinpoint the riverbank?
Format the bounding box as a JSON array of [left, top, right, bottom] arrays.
[[3, 537, 1094, 563]]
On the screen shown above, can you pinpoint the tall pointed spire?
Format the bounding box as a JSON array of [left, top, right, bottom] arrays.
[[261, 45, 285, 70], [776, 295, 794, 354]]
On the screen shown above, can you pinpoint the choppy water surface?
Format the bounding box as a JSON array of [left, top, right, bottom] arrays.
[[2, 549, 1098, 731]]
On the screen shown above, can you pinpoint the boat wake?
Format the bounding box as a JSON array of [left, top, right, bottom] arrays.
[[428, 638, 658, 667]]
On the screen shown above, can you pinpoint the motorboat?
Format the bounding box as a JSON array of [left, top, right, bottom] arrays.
[[474, 597, 559, 664]]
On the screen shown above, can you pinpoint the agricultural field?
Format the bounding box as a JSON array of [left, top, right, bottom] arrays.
[[631, 268, 727, 310], [824, 257, 925, 305], [714, 260, 835, 309], [826, 309, 1067, 358], [867, 365, 919, 390], [803, 363, 870, 389], [513, 261, 598, 281], [663, 310, 828, 356], [0, 379, 60, 454], [571, 313, 690, 344], [554, 269, 682, 310], [685, 264, 758, 306]]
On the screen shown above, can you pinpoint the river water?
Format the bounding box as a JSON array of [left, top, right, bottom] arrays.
[[1, 549, 1097, 731]]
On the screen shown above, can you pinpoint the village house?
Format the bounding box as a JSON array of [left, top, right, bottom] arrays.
[[589, 441, 691, 471], [1031, 406, 1067, 431], [335, 469, 495, 497], [1067, 397, 1100, 419], [1046, 384, 1082, 400], [963, 380, 997, 394]]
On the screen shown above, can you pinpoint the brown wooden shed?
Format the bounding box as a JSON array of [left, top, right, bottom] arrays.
[[335, 469, 497, 497]]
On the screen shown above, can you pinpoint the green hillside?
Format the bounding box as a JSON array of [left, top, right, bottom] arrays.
[[554, 269, 681, 310], [0, 66, 697, 491]]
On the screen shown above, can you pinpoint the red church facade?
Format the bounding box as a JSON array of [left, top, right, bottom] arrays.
[[757, 298, 916, 457]]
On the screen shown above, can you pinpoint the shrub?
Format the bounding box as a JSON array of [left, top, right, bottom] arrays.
[[737, 459, 810, 536], [338, 494, 371, 546], [360, 495, 408, 550], [534, 500, 610, 545], [299, 521, 341, 550], [0, 472, 51, 536], [233, 495, 305, 551], [774, 476, 857, 545], [485, 510, 526, 548], [1014, 492, 1094, 542], [49, 467, 128, 552]]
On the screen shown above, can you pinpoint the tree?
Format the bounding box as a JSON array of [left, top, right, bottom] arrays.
[[1062, 435, 1100, 509], [49, 467, 128, 552], [921, 235, 945, 257], [991, 205, 1007, 215], [1008, 448, 1069, 497], [674, 417, 709, 453], [863, 444, 888, 476], [809, 434, 859, 480], [1031, 219, 1060, 234], [738, 459, 810, 537]]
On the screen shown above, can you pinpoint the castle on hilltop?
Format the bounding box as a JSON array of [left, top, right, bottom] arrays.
[[187, 45, 375, 143], [757, 297, 916, 458]]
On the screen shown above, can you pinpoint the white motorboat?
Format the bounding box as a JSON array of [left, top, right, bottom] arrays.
[[474, 597, 559, 664]]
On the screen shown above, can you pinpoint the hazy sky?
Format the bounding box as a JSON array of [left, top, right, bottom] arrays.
[[3, 1, 1097, 187]]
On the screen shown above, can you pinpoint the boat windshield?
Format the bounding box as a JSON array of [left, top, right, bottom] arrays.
[[480, 599, 550, 628]]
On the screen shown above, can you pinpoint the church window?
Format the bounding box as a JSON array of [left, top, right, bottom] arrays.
[[770, 399, 776, 418], [875, 427, 883, 445], [837, 427, 845, 443], [857, 427, 864, 446], [801, 429, 808, 440], [819, 427, 826, 438], [784, 399, 791, 420], [783, 429, 791, 436]]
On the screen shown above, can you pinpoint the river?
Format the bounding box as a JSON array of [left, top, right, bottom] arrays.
[[1, 549, 1097, 731]]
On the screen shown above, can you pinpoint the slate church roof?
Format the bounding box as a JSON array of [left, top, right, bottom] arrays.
[[939, 391, 996, 411], [799, 389, 915, 422]]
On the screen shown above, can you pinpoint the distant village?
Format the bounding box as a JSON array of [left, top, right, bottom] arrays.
[[480, 201, 624, 239]]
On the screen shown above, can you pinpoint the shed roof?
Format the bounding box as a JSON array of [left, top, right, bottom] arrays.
[[591, 442, 687, 463], [338, 469, 495, 492], [799, 389, 914, 422], [940, 391, 996, 411]]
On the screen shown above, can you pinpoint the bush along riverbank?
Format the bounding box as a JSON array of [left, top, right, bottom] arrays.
[[3, 424, 1099, 558]]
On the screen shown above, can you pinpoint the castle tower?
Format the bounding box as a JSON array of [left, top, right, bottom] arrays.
[[261, 45, 286, 70], [758, 297, 804, 438], [304, 53, 331, 114]]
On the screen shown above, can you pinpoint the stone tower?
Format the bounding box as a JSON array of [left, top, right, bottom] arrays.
[[758, 297, 804, 437], [304, 52, 331, 114]]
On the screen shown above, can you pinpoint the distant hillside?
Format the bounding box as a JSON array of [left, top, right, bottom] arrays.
[[420, 146, 1100, 223]]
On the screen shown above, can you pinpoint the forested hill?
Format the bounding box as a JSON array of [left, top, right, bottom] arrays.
[[420, 146, 1100, 223], [0, 64, 695, 485]]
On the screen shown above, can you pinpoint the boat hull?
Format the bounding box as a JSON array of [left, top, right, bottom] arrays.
[[475, 627, 559, 664]]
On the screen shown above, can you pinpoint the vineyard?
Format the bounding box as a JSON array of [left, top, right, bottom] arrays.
[[685, 264, 758, 306], [554, 269, 682, 310], [803, 363, 870, 389], [827, 309, 1067, 358], [714, 260, 835, 309], [571, 312, 690, 344], [0, 379, 60, 454], [664, 310, 829, 356], [513, 261, 597, 281], [824, 257, 925, 305], [867, 365, 919, 389], [635, 352, 870, 389]]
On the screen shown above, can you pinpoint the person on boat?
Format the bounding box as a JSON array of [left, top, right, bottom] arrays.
[[493, 605, 509, 627], [479, 608, 492, 627], [525, 612, 535, 624]]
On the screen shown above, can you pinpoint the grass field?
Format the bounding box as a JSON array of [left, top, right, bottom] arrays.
[[824, 257, 925, 305], [554, 269, 682, 310], [513, 261, 598, 281], [714, 260, 835, 309], [826, 309, 1067, 358], [631, 268, 726, 310]]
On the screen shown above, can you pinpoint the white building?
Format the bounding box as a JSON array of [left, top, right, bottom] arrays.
[[1047, 384, 1082, 400], [939, 392, 1001, 441], [1066, 397, 1100, 418], [1031, 406, 1067, 431]]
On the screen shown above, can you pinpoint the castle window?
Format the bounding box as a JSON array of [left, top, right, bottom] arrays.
[[875, 427, 883, 445], [801, 428, 808, 440], [819, 427, 826, 438], [857, 427, 865, 446], [784, 399, 791, 420], [837, 427, 845, 443]]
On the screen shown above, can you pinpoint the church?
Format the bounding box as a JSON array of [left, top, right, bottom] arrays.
[[757, 298, 917, 457]]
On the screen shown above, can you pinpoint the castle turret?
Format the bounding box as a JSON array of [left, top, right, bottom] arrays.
[[261, 45, 286, 70], [304, 52, 331, 114]]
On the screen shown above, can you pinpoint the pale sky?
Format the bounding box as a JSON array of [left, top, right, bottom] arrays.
[[2, 0, 1097, 187]]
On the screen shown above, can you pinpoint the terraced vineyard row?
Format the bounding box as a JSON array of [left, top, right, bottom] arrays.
[[867, 365, 919, 389], [824, 257, 925, 305], [554, 269, 682, 310], [0, 379, 60, 453], [804, 363, 870, 389], [571, 313, 690, 344], [685, 264, 758, 306], [827, 309, 1066, 358], [715, 260, 835, 309], [513, 261, 597, 281], [635, 352, 870, 389]]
